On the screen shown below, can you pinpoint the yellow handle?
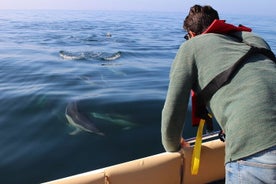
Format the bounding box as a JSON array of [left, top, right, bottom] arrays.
[[191, 119, 205, 175]]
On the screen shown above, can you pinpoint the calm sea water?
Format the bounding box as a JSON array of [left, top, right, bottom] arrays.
[[0, 10, 275, 183]]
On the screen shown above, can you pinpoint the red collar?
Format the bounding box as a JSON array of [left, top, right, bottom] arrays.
[[203, 19, 252, 34]]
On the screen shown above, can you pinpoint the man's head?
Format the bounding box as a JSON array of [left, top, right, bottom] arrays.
[[183, 5, 219, 36]]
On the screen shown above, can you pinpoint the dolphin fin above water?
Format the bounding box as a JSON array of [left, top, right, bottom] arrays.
[[59, 50, 121, 61], [65, 101, 104, 136]]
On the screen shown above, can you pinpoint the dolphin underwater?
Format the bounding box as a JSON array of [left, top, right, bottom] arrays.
[[65, 101, 104, 136], [91, 112, 137, 130]]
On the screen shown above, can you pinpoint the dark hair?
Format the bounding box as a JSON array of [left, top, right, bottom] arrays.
[[183, 5, 219, 34]]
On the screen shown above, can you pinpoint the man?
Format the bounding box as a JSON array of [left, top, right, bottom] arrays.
[[161, 5, 276, 184]]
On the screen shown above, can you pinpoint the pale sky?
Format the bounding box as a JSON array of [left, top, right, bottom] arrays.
[[0, 0, 275, 16]]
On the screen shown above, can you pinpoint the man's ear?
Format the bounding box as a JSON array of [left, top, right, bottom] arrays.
[[189, 31, 197, 38]]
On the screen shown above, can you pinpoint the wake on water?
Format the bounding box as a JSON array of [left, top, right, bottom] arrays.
[[59, 50, 121, 61]]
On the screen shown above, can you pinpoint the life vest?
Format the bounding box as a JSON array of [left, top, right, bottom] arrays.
[[192, 19, 253, 130], [203, 19, 252, 34], [190, 19, 276, 175]]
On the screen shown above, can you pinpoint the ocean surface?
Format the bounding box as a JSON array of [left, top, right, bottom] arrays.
[[0, 10, 275, 183]]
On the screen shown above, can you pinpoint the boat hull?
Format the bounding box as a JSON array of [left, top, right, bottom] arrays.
[[45, 139, 225, 184]]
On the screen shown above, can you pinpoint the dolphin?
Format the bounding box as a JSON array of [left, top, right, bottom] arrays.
[[65, 101, 104, 136], [91, 112, 137, 130], [102, 51, 121, 61], [59, 50, 85, 60]]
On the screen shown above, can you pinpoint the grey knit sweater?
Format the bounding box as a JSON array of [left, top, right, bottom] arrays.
[[161, 31, 276, 163]]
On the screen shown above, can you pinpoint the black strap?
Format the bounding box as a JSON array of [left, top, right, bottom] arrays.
[[196, 46, 276, 118]]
